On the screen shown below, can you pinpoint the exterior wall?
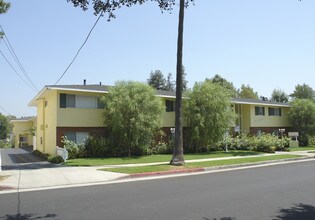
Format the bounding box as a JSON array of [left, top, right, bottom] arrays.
[[241, 104, 251, 134], [250, 105, 290, 128], [36, 90, 58, 155], [12, 120, 34, 147], [56, 90, 105, 127], [161, 112, 175, 127]]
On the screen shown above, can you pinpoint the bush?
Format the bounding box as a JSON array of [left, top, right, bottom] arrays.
[[62, 137, 85, 159], [47, 155, 64, 164], [33, 150, 49, 160], [0, 139, 11, 148], [147, 141, 172, 155], [217, 133, 290, 153], [85, 136, 112, 157]]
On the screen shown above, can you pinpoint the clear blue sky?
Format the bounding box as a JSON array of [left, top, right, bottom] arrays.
[[1, 0, 314, 117]]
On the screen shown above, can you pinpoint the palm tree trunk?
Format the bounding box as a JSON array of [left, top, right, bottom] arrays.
[[170, 0, 185, 166]]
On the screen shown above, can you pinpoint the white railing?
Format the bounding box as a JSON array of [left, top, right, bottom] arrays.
[[56, 146, 69, 162]]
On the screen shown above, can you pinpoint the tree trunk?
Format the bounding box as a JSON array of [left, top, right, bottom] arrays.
[[170, 0, 185, 166]]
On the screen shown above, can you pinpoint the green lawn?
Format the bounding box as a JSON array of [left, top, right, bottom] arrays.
[[289, 146, 315, 152], [100, 154, 302, 174], [65, 150, 263, 166]]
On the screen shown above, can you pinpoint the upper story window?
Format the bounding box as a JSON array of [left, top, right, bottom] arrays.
[[165, 100, 175, 112], [60, 94, 104, 109], [268, 107, 282, 116], [255, 106, 265, 116]]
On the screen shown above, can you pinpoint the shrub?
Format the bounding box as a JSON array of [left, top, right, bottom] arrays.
[[217, 133, 290, 153], [47, 155, 64, 164], [32, 150, 49, 160], [0, 139, 11, 148], [85, 136, 111, 157], [147, 141, 172, 155], [61, 136, 85, 159]]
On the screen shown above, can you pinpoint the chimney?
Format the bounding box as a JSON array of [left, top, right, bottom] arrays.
[[83, 79, 86, 85], [99, 82, 102, 85]]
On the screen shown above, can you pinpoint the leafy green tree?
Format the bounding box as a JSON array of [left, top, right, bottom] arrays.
[[102, 81, 163, 157], [271, 89, 289, 103], [207, 74, 237, 97], [238, 84, 259, 99], [290, 83, 315, 100], [147, 70, 167, 90], [67, 0, 193, 165], [0, 0, 10, 14], [184, 81, 236, 151], [0, 113, 11, 139], [288, 99, 315, 146]]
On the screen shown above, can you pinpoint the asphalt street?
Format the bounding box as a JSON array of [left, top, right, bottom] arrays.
[[1, 160, 315, 220]]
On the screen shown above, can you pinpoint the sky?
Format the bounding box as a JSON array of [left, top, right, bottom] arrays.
[[1, 0, 315, 117]]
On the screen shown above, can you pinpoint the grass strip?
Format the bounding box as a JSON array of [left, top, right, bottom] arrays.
[[65, 150, 263, 166], [289, 146, 315, 152], [100, 154, 302, 174]]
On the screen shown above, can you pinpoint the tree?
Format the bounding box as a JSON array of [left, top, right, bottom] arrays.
[[67, 0, 193, 165], [270, 89, 289, 103], [290, 83, 315, 100], [102, 81, 163, 157], [288, 99, 315, 146], [238, 84, 259, 99], [207, 74, 237, 97], [184, 81, 236, 151], [0, 113, 11, 140], [147, 70, 167, 90], [0, 0, 10, 14], [166, 72, 175, 91]]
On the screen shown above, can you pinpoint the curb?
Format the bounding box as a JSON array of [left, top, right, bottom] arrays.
[[125, 167, 205, 178], [203, 156, 315, 172], [122, 156, 315, 179]]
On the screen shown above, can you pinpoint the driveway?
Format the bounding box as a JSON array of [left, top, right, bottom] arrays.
[[0, 147, 55, 170]]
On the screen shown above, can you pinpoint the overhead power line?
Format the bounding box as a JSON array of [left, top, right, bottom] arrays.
[[0, 104, 11, 115], [0, 49, 37, 92], [54, 11, 104, 85], [0, 25, 38, 92]]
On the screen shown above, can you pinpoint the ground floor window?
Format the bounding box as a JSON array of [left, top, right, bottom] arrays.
[[64, 131, 89, 144]]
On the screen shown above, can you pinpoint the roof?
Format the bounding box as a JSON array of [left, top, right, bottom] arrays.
[[11, 116, 36, 122], [231, 97, 290, 107], [28, 84, 176, 106]]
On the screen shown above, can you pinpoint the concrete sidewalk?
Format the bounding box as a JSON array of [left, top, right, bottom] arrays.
[[0, 150, 314, 193]]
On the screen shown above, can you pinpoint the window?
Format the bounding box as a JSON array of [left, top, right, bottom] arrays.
[[255, 106, 265, 116], [165, 100, 175, 112], [268, 107, 282, 116], [60, 94, 103, 109], [64, 132, 89, 144]]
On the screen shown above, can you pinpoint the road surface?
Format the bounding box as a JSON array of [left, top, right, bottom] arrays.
[[1, 160, 315, 219]]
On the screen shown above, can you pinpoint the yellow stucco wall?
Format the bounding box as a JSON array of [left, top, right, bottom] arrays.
[[241, 105, 251, 134], [250, 105, 290, 127], [12, 120, 34, 148], [56, 90, 105, 127], [35, 90, 58, 155]]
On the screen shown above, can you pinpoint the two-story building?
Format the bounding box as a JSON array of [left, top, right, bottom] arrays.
[[23, 83, 292, 155]]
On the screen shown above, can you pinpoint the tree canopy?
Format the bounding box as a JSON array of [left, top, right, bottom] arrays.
[[102, 81, 163, 157], [0, 0, 10, 14], [0, 113, 11, 140], [288, 99, 315, 146], [238, 84, 259, 99], [206, 74, 237, 97], [184, 80, 236, 151], [270, 89, 289, 103], [290, 83, 315, 100]]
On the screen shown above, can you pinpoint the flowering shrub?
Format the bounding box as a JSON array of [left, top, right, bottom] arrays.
[[61, 136, 85, 159], [218, 133, 290, 153]]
